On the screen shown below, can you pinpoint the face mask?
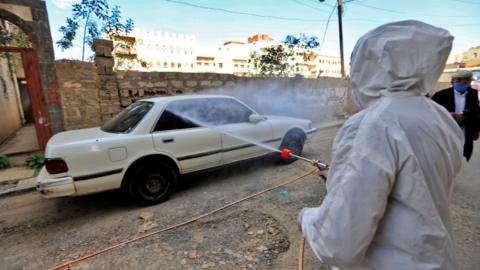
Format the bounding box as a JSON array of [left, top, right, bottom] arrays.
[[453, 82, 469, 93]]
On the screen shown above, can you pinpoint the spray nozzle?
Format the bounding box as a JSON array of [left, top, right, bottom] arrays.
[[280, 148, 292, 158], [280, 148, 329, 171]]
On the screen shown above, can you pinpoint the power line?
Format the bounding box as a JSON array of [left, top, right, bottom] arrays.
[[307, 0, 336, 7], [348, 2, 474, 18], [318, 3, 337, 52], [344, 18, 383, 22], [349, 2, 404, 14], [164, 0, 328, 22], [290, 0, 330, 13], [452, 21, 480, 26], [450, 0, 480, 4]]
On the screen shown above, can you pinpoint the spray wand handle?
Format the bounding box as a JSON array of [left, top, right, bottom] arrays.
[[312, 160, 329, 171]]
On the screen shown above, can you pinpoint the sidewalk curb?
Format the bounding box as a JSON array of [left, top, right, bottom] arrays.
[[0, 185, 36, 198]]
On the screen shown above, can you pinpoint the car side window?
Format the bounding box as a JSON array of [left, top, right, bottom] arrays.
[[154, 102, 198, 131], [210, 98, 254, 125]]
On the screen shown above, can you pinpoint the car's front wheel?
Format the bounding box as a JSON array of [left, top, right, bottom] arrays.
[[278, 132, 305, 164], [127, 162, 177, 205]]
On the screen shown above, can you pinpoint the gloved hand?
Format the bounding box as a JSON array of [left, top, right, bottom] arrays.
[[297, 208, 308, 231]]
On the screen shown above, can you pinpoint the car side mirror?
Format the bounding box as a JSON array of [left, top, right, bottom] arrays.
[[249, 114, 265, 123]]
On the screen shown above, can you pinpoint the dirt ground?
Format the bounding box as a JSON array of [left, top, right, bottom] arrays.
[[0, 127, 478, 270]]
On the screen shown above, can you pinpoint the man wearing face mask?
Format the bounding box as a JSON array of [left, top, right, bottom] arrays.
[[432, 70, 480, 161]]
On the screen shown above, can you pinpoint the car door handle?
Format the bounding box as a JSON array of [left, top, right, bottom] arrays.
[[162, 137, 174, 143]]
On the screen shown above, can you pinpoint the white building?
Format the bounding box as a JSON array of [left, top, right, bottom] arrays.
[[317, 54, 343, 77], [121, 29, 197, 72], [113, 30, 344, 78]]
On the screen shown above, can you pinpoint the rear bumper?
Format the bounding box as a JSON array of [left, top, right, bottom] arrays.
[[36, 167, 123, 198], [36, 168, 75, 198]]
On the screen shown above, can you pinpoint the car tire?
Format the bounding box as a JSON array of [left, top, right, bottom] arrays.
[[278, 133, 304, 164], [127, 162, 177, 205]]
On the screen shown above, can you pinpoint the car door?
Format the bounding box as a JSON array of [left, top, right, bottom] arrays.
[[211, 98, 274, 165], [151, 100, 222, 173]]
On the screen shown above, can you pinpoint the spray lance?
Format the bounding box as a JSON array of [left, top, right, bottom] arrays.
[[280, 148, 329, 172]]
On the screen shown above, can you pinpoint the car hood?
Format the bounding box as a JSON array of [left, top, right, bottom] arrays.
[[46, 127, 119, 148]]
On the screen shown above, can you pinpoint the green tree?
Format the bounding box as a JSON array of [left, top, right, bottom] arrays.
[[57, 0, 134, 61], [249, 33, 319, 77], [250, 45, 293, 77]]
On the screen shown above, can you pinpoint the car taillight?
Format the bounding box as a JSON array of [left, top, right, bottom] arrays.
[[45, 158, 69, 174]]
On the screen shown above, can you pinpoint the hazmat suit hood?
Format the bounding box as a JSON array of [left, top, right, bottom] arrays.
[[350, 20, 453, 108]]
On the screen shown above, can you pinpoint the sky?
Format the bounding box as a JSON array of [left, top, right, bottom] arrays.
[[46, 0, 480, 60]]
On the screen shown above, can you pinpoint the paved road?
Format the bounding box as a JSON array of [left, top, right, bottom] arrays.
[[0, 128, 478, 270]]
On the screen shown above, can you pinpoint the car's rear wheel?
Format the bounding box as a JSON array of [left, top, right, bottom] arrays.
[[127, 162, 177, 205], [278, 133, 304, 164]]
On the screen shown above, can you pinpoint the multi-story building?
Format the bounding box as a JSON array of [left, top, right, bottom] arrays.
[[317, 54, 343, 77], [116, 29, 197, 72], [112, 30, 344, 78]]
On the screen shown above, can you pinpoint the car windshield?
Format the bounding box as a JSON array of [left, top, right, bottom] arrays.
[[101, 101, 153, 133]]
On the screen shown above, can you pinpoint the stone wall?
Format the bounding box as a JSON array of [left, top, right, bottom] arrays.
[[116, 72, 351, 123], [94, 39, 121, 122], [55, 60, 101, 130], [117, 72, 237, 107], [56, 59, 352, 129]]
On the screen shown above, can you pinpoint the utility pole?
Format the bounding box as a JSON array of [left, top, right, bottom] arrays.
[[337, 0, 345, 77], [319, 0, 345, 77]]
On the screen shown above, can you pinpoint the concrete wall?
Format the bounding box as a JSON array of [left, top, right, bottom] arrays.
[[0, 57, 22, 142]]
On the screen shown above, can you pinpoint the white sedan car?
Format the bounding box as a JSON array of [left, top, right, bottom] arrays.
[[37, 95, 317, 204]]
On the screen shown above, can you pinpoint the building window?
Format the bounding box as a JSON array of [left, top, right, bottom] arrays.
[[178, 63, 182, 68], [164, 62, 168, 68], [171, 63, 175, 68], [219, 63, 223, 68], [474, 52, 478, 59]]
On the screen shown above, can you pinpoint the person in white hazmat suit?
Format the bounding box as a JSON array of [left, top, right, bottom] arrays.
[[298, 20, 464, 269]]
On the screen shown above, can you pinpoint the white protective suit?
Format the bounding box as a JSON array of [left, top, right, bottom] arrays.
[[300, 20, 464, 269]]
